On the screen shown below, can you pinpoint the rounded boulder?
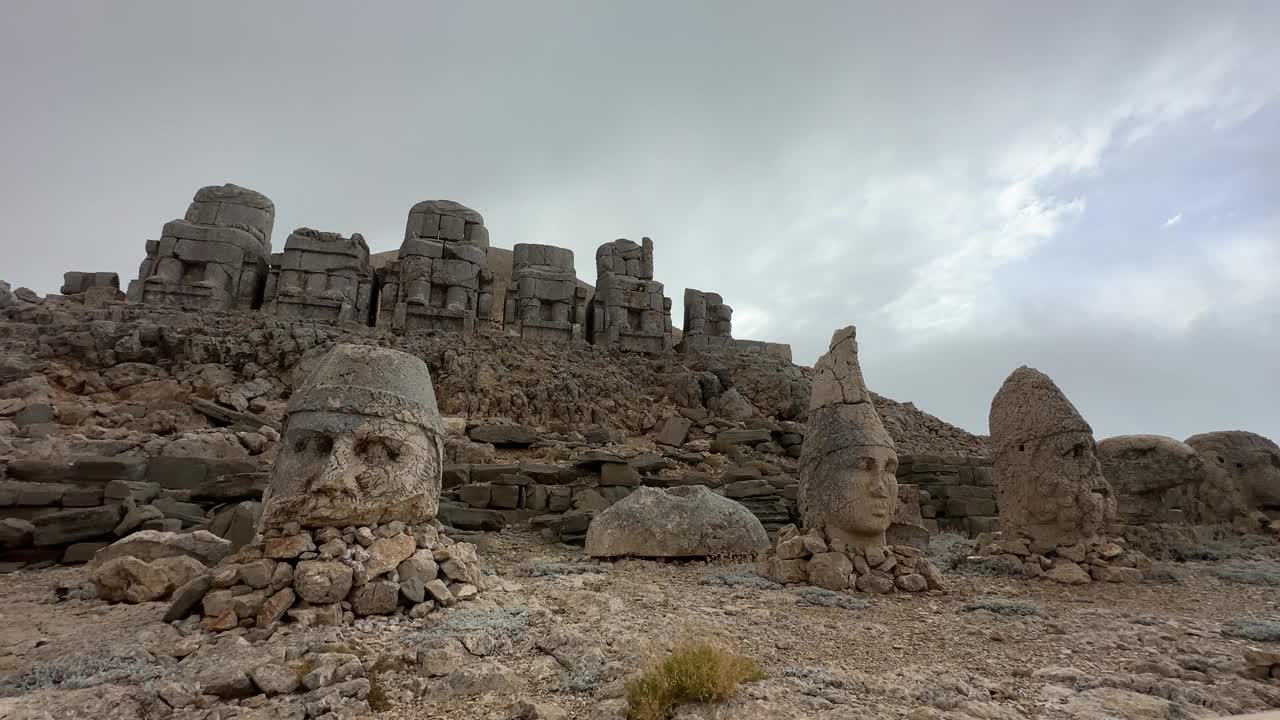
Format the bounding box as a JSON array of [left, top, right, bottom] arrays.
[[585, 485, 769, 559]]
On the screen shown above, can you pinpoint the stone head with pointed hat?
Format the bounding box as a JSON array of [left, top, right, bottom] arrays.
[[261, 343, 445, 529], [797, 326, 899, 552], [989, 366, 1113, 548]]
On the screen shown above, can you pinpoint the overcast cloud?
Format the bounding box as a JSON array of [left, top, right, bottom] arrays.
[[1, 1, 1276, 441]]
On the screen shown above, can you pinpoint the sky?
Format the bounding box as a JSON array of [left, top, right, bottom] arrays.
[[1, 1, 1276, 442]]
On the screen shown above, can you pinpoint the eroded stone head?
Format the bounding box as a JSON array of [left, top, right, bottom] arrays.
[[261, 344, 444, 529], [1186, 430, 1280, 513], [990, 366, 1112, 548], [797, 326, 898, 551]]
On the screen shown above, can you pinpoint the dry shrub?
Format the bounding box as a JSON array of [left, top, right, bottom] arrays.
[[625, 640, 764, 720]]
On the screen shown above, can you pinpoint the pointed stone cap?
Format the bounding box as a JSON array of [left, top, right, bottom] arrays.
[[989, 366, 1091, 453], [287, 344, 444, 433], [802, 325, 894, 458], [810, 326, 870, 411]]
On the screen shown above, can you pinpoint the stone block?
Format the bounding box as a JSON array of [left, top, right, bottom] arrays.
[[32, 505, 124, 546]]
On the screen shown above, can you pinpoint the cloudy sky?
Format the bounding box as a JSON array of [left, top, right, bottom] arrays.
[[2, 1, 1276, 441]]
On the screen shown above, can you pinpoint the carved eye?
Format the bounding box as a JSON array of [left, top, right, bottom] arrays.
[[293, 436, 332, 454], [357, 439, 399, 462]]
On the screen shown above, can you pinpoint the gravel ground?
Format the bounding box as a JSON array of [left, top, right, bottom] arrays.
[[2, 528, 1280, 720]]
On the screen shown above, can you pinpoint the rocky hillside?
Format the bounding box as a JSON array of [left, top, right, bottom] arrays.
[[0, 296, 986, 458]]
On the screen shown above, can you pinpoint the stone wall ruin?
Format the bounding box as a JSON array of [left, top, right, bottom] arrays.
[[263, 228, 375, 325], [588, 238, 673, 353], [127, 184, 275, 312], [503, 243, 589, 343]]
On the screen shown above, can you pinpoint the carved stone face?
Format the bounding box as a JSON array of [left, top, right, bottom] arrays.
[[999, 431, 1111, 546], [811, 445, 899, 551], [261, 410, 442, 529]]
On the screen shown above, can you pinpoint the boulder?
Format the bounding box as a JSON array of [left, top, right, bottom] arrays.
[[469, 424, 539, 447], [1098, 434, 1205, 524], [32, 505, 124, 546], [92, 556, 175, 603], [91, 530, 232, 567], [585, 485, 769, 558]]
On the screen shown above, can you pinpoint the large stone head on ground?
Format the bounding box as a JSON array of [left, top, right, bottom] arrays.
[[1098, 434, 1205, 525], [1185, 430, 1280, 515], [990, 366, 1113, 548], [261, 344, 445, 529], [797, 327, 898, 552]]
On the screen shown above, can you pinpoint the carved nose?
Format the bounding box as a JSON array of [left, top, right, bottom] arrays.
[[310, 437, 356, 494]]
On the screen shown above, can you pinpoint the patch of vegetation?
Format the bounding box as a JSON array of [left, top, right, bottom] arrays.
[[1212, 561, 1280, 586], [625, 641, 765, 720], [790, 586, 870, 610], [0, 650, 168, 697], [408, 607, 531, 647], [953, 555, 1025, 578], [925, 532, 975, 572], [1224, 619, 1280, 642], [961, 597, 1042, 617]]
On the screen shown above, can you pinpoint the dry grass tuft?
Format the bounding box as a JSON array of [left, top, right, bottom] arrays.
[[625, 640, 765, 720]]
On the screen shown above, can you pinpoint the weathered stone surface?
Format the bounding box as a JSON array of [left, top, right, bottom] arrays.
[[585, 485, 768, 558], [1044, 561, 1092, 585], [990, 367, 1112, 548], [32, 505, 124, 546], [260, 344, 445, 529], [469, 424, 539, 447], [206, 501, 261, 549], [1184, 430, 1280, 521], [808, 552, 853, 590], [92, 556, 174, 603], [92, 530, 232, 567], [293, 560, 354, 604], [165, 574, 214, 622], [655, 416, 692, 447], [364, 532, 416, 580], [350, 579, 399, 615], [797, 326, 898, 553], [1098, 434, 1206, 524], [0, 518, 35, 547]]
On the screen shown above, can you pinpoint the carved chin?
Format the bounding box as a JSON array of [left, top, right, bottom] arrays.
[[263, 493, 434, 529]]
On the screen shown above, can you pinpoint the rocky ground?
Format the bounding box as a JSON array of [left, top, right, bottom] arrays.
[[2, 529, 1280, 720]]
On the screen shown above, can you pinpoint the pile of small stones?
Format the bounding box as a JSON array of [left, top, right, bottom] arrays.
[[759, 524, 946, 593], [971, 531, 1151, 584], [167, 520, 485, 630]]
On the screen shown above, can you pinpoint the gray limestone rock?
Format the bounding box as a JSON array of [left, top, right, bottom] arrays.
[[260, 344, 446, 529], [91, 530, 232, 567], [585, 485, 768, 558], [293, 560, 354, 604], [990, 367, 1112, 548], [350, 579, 399, 615]]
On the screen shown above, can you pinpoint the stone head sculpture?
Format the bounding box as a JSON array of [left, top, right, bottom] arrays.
[[1186, 430, 1280, 512], [260, 343, 445, 530], [989, 366, 1113, 548], [797, 326, 898, 551]]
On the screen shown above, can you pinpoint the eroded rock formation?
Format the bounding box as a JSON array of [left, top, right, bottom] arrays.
[[1098, 434, 1205, 525], [1184, 430, 1280, 527]]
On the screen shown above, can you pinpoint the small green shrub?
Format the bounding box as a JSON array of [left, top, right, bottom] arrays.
[[791, 586, 869, 610], [1224, 619, 1280, 642], [962, 597, 1042, 617], [625, 641, 765, 720], [926, 533, 974, 571], [1212, 561, 1280, 586]]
